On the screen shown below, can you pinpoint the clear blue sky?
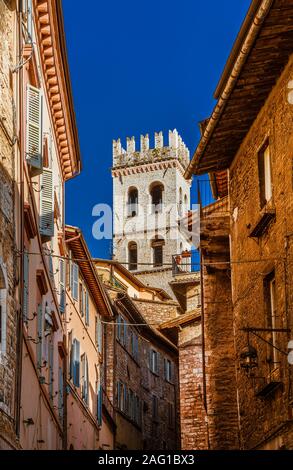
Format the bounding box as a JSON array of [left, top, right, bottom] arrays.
[[63, 0, 251, 259]]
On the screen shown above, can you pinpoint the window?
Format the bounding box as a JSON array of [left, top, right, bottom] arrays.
[[184, 194, 188, 213], [264, 272, 278, 364], [85, 289, 89, 326], [95, 316, 103, 354], [40, 168, 54, 238], [130, 330, 139, 361], [58, 367, 64, 422], [164, 358, 173, 382], [36, 302, 44, 370], [70, 262, 79, 301], [59, 259, 65, 313], [23, 249, 29, 323], [127, 187, 138, 217], [150, 182, 164, 213], [117, 315, 127, 347], [149, 349, 159, 374], [71, 338, 80, 387], [167, 403, 174, 428], [128, 242, 138, 271], [117, 381, 127, 412], [152, 395, 159, 421], [79, 283, 84, 315], [97, 382, 102, 426], [81, 354, 89, 404], [151, 237, 164, 267], [0, 260, 7, 355], [258, 141, 272, 208], [26, 85, 42, 173]]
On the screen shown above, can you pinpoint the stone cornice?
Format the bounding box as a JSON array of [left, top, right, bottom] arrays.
[[112, 159, 190, 180], [33, 0, 81, 181]]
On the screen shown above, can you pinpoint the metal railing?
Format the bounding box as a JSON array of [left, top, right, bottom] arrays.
[[172, 249, 200, 275]]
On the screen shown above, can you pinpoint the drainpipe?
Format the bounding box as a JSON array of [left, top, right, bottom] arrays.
[[15, 5, 24, 439]]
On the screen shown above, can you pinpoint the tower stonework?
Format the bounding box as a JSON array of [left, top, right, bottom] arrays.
[[112, 130, 192, 297]]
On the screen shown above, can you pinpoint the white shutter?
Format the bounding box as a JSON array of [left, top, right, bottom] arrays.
[[72, 263, 79, 301], [26, 84, 42, 172], [40, 168, 54, 238]]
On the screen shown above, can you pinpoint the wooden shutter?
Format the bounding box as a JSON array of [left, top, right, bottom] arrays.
[[97, 384, 102, 426], [49, 342, 54, 401], [85, 355, 89, 404], [36, 303, 43, 369], [71, 263, 79, 301], [163, 358, 167, 380], [73, 339, 80, 387], [97, 317, 103, 354], [69, 332, 74, 379], [85, 289, 89, 325], [40, 168, 54, 238], [23, 250, 29, 322], [26, 85, 42, 172], [59, 259, 65, 313], [58, 367, 64, 421]]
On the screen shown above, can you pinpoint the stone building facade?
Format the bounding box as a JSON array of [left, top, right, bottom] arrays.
[[112, 131, 192, 298], [95, 259, 180, 450], [185, 0, 293, 450], [0, 0, 18, 450], [65, 226, 115, 450]]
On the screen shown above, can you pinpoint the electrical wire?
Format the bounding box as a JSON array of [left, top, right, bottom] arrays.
[[14, 247, 285, 267]]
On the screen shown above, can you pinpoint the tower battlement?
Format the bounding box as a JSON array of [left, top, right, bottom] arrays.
[[112, 129, 190, 169]]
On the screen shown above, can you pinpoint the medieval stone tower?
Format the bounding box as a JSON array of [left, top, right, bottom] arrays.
[[112, 130, 192, 296]]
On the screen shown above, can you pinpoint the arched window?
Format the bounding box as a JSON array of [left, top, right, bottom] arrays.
[[150, 182, 164, 214], [127, 187, 138, 217], [0, 260, 7, 354], [184, 194, 188, 213], [128, 242, 138, 271], [151, 237, 165, 267]]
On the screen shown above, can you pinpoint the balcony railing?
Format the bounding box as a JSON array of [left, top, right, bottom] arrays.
[[172, 249, 200, 275]]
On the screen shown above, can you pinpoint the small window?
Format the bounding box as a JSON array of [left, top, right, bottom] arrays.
[[128, 242, 138, 271], [258, 141, 272, 208], [264, 272, 278, 364], [164, 358, 173, 382], [151, 237, 164, 267], [150, 182, 164, 213], [127, 187, 138, 217], [117, 315, 127, 347], [149, 349, 159, 374]]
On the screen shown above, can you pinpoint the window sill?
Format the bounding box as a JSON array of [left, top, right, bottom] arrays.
[[249, 204, 276, 238]]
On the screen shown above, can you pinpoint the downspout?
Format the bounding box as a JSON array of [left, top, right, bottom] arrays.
[[185, 0, 274, 179], [15, 5, 24, 440]]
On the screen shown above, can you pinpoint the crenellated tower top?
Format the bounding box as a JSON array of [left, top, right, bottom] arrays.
[[112, 129, 190, 170]]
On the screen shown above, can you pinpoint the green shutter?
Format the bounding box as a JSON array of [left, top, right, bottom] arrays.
[[40, 168, 54, 238], [26, 84, 42, 173]]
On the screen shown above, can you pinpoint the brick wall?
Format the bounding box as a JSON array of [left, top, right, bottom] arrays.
[[113, 301, 179, 450], [134, 299, 179, 327], [229, 55, 293, 450]]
